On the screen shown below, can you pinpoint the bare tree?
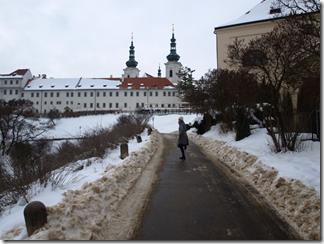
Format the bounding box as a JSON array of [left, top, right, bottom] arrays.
[[225, 4, 320, 151], [0, 99, 51, 155], [198, 69, 259, 139]]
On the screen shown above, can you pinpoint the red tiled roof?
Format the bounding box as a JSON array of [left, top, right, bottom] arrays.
[[120, 77, 177, 89], [0, 69, 29, 76]]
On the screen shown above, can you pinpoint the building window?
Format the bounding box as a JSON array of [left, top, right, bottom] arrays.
[[16, 80, 19, 85], [21, 93, 24, 97], [97, 92, 100, 97], [243, 50, 268, 67], [90, 103, 93, 108], [136, 103, 139, 108], [90, 92, 93, 97], [136, 92, 139, 97], [163, 91, 166, 96], [116, 103, 119, 108], [56, 101, 61, 105], [84, 103, 87, 108], [71, 101, 73, 105], [50, 92, 54, 97], [31, 92, 34, 97], [270, 8, 281, 14], [173, 92, 176, 96], [15, 90, 18, 95], [10, 80, 13, 85], [162, 104, 164, 108], [103, 103, 106, 108], [84, 92, 87, 97], [96, 103, 99, 108], [3, 90, 6, 95], [66, 101, 69, 105], [144, 91, 146, 96], [303, 24, 313, 34], [103, 92, 106, 97], [130, 92, 133, 97], [168, 104, 171, 108], [116, 92, 119, 97], [150, 91, 153, 96], [124, 103, 127, 108], [141, 103, 144, 107], [44, 101, 47, 105], [71, 92, 74, 97], [170, 70, 173, 77], [44, 92, 47, 97], [109, 103, 112, 108], [168, 92, 171, 96], [36, 92, 39, 97], [109, 92, 112, 97], [78, 92, 81, 97], [66, 92, 69, 97], [124, 91, 127, 97], [57, 92, 60, 97], [50, 101, 53, 105], [155, 91, 158, 96]]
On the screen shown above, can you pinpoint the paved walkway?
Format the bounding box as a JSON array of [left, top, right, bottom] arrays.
[[132, 134, 300, 240]]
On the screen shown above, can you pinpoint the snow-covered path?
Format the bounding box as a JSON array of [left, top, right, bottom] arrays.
[[0, 114, 320, 240]]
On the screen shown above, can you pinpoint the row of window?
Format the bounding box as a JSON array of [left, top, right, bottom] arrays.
[[1, 80, 20, 85], [35, 101, 177, 109], [22, 90, 177, 98], [3, 89, 19, 95]]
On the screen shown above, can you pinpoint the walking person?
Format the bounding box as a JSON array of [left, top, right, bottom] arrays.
[[178, 116, 189, 160]]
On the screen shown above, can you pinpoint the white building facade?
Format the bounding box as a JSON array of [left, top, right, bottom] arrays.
[[0, 29, 186, 113]]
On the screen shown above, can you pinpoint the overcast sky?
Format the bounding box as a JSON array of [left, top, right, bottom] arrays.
[[0, 0, 261, 80]]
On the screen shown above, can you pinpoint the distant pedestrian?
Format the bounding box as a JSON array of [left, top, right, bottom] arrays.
[[178, 116, 189, 160]]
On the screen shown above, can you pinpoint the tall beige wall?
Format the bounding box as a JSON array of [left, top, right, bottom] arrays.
[[215, 20, 277, 70]]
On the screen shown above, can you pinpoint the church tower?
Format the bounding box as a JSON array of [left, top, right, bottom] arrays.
[[123, 33, 140, 78], [165, 25, 182, 85]]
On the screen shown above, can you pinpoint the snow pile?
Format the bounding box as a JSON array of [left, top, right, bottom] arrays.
[[17, 129, 160, 240], [188, 133, 320, 240]]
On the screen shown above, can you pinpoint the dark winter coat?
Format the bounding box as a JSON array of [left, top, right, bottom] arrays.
[[178, 121, 189, 146]]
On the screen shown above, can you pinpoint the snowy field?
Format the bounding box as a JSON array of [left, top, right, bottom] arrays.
[[0, 113, 320, 240]]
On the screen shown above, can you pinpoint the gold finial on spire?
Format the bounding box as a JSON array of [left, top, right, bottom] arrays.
[[172, 24, 174, 33], [131, 32, 133, 40]]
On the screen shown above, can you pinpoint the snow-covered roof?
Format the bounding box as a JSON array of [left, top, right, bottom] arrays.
[[77, 78, 121, 90], [24, 78, 122, 90], [0, 69, 29, 78], [24, 78, 80, 90], [215, 0, 287, 30]]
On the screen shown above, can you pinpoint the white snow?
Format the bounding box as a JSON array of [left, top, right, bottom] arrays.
[[0, 114, 320, 240], [215, 0, 293, 30], [24, 77, 121, 91]]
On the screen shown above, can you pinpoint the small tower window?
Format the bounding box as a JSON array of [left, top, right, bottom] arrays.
[[170, 70, 173, 77], [270, 8, 281, 14]]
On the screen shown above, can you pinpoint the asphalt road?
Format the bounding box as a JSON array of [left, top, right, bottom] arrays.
[[132, 133, 301, 240]]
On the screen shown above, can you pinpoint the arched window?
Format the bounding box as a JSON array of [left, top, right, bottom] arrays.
[[243, 50, 268, 67], [169, 70, 173, 77]]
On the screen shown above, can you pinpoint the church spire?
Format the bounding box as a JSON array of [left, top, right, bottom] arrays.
[[167, 24, 180, 62], [126, 33, 138, 68], [158, 64, 161, 77]]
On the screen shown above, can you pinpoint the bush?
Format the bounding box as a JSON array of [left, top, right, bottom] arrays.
[[187, 113, 217, 135], [235, 107, 251, 141], [0, 112, 152, 215]]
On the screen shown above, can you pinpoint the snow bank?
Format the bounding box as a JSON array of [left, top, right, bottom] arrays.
[[188, 133, 320, 240], [7, 129, 160, 240]]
